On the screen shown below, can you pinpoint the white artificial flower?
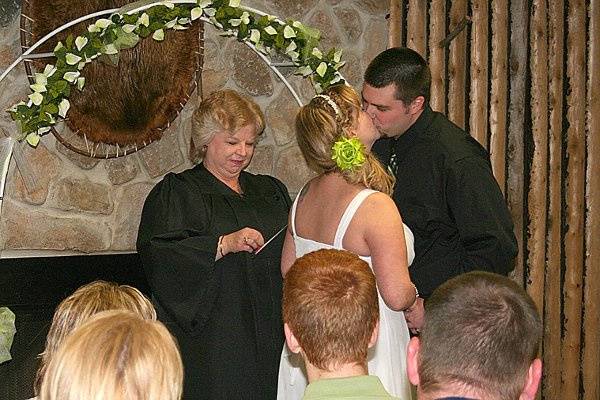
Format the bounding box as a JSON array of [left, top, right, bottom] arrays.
[[139, 13, 150, 27], [88, 24, 101, 33], [77, 61, 86, 70], [29, 83, 47, 93], [26, 132, 40, 147], [28, 92, 44, 106], [122, 24, 137, 33], [292, 20, 303, 29], [165, 19, 177, 29], [65, 53, 82, 65], [204, 7, 216, 17], [152, 29, 165, 41], [264, 26, 277, 35], [191, 7, 203, 20], [333, 49, 343, 63], [53, 42, 64, 52], [43, 65, 57, 77], [63, 71, 80, 83], [312, 48, 323, 59], [285, 40, 297, 53], [240, 12, 250, 24], [229, 0, 240, 7], [77, 77, 86, 90], [198, 0, 212, 7], [178, 18, 190, 25], [316, 62, 327, 77], [283, 25, 296, 39], [287, 51, 299, 61], [161, 1, 175, 9], [229, 18, 242, 27], [249, 29, 260, 43], [34, 73, 47, 85], [75, 36, 88, 51], [58, 99, 70, 118], [95, 19, 112, 29], [37, 127, 51, 135]]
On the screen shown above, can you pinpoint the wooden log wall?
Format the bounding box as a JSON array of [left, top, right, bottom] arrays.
[[385, 1, 599, 399]]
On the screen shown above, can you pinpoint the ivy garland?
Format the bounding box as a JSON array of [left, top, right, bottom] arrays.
[[8, 0, 346, 147]]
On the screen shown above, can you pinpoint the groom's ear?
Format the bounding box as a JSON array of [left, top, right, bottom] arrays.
[[406, 336, 421, 386], [284, 323, 302, 354]]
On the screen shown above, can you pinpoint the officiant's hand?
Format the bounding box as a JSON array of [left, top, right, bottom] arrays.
[[404, 297, 425, 334], [222, 228, 265, 254]]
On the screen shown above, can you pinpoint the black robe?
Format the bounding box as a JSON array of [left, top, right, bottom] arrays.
[[137, 164, 291, 400]]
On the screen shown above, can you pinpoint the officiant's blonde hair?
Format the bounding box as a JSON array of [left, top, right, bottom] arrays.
[[190, 89, 265, 163], [35, 281, 155, 394], [296, 84, 394, 195], [39, 311, 183, 400]]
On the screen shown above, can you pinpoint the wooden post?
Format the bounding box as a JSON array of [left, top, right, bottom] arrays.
[[544, 0, 565, 397], [561, 1, 586, 398], [428, 0, 445, 113], [406, 0, 426, 56], [388, 0, 403, 48], [469, 0, 489, 148], [447, 0, 468, 129], [526, 0, 548, 316], [489, 0, 508, 189], [506, 0, 528, 286], [583, 2, 600, 399]]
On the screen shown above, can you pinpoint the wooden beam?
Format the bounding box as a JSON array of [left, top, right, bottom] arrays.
[[543, 0, 565, 397], [447, 0, 468, 129], [406, 0, 426, 56], [469, 0, 489, 148], [506, 0, 528, 286], [526, 0, 548, 317], [489, 0, 508, 190], [561, 0, 586, 398], [428, 0, 445, 113], [583, 1, 600, 399], [388, 0, 403, 48]]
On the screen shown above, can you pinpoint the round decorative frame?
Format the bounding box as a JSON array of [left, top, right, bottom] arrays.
[[2, 0, 347, 158]]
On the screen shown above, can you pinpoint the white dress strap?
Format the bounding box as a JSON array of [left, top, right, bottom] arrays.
[[333, 189, 377, 248], [289, 184, 308, 238]]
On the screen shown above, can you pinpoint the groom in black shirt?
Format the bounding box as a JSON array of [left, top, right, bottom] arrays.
[[361, 48, 517, 332]]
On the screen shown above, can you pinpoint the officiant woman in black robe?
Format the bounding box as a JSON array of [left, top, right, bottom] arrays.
[[137, 89, 291, 400]]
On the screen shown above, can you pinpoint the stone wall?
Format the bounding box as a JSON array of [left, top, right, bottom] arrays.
[[0, 0, 388, 254]]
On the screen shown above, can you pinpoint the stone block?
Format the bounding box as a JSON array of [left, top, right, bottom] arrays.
[[105, 156, 140, 185], [202, 68, 228, 97], [6, 142, 61, 206], [232, 44, 273, 97], [273, 145, 315, 195], [352, 0, 388, 15], [51, 176, 113, 214], [339, 50, 363, 87], [55, 140, 100, 170], [138, 130, 184, 178], [307, 9, 342, 53], [363, 19, 388, 67], [1, 199, 111, 252], [334, 6, 363, 44], [264, 0, 319, 21], [266, 90, 301, 146], [111, 182, 154, 251], [0, 1, 19, 29], [247, 144, 274, 176]]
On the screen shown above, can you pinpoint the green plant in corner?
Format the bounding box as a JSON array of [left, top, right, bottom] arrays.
[[8, 0, 346, 147]]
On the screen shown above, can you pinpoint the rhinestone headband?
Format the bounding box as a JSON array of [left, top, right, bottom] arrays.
[[314, 94, 341, 118]]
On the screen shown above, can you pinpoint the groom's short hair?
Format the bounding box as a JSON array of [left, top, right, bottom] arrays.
[[282, 249, 379, 370], [419, 271, 542, 399]]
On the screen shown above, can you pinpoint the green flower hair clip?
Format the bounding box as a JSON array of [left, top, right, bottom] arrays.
[[332, 137, 366, 171]]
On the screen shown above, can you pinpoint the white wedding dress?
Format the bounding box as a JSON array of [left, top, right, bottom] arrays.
[[276, 188, 415, 400]]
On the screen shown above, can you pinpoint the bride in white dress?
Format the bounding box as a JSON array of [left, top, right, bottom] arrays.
[[277, 84, 417, 400]]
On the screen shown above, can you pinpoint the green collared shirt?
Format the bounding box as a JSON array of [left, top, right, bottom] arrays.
[[302, 375, 401, 399]]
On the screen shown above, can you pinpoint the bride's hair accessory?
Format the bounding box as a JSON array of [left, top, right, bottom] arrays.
[[314, 94, 341, 118], [331, 137, 366, 171]]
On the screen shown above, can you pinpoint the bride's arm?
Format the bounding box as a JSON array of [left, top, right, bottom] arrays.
[[281, 218, 296, 277], [361, 193, 417, 311]]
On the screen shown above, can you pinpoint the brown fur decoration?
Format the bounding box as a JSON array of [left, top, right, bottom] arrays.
[[22, 0, 202, 154]]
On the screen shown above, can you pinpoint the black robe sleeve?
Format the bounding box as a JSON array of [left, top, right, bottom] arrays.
[[136, 172, 222, 333]]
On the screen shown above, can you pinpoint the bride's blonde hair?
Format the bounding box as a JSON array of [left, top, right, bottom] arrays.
[[296, 84, 394, 195]]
